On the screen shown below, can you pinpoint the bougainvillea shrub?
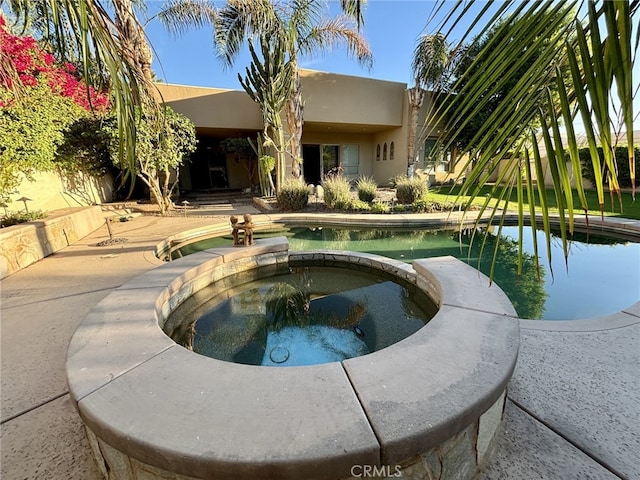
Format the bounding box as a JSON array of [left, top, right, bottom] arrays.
[[1, 15, 109, 202], [0, 15, 108, 110]]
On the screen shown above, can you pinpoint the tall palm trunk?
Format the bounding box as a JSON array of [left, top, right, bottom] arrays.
[[407, 86, 424, 175], [114, 1, 172, 212], [113, 0, 154, 84], [286, 62, 303, 178]]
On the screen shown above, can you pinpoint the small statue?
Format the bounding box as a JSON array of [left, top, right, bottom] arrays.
[[230, 214, 254, 246], [242, 214, 254, 246], [230, 215, 240, 245]]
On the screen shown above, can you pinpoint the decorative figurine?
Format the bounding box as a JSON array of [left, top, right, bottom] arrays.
[[230, 214, 254, 246]]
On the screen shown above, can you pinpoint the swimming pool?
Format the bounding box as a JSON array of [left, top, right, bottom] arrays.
[[169, 225, 640, 320]]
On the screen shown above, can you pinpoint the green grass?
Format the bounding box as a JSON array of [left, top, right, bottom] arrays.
[[429, 185, 640, 220]]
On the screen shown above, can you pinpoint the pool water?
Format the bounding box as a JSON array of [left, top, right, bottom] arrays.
[[166, 266, 436, 366], [170, 226, 640, 320]]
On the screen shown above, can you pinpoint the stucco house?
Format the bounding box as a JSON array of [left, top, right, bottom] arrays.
[[156, 69, 464, 193], [5, 69, 465, 213]]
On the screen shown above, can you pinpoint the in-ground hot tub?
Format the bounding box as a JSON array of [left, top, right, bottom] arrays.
[[66, 237, 520, 480]]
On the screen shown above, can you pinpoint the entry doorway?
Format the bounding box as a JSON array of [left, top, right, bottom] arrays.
[[302, 144, 343, 185], [302, 144, 360, 184], [302, 144, 321, 185], [189, 137, 228, 191]]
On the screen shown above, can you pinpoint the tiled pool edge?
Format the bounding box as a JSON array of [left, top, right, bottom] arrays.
[[66, 237, 520, 480]]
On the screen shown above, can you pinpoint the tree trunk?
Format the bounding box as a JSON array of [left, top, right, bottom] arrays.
[[113, 0, 154, 84], [139, 170, 169, 216], [286, 65, 303, 178], [407, 86, 424, 176]]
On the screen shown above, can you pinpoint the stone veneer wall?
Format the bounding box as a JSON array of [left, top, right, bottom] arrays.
[[0, 206, 104, 279], [82, 391, 506, 480], [344, 391, 506, 480]]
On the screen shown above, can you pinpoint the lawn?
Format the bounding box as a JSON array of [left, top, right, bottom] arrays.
[[429, 185, 640, 220]]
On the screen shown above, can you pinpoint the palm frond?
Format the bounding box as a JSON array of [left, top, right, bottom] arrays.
[[299, 16, 373, 68], [340, 0, 366, 29], [149, 0, 216, 37], [424, 0, 637, 280], [214, 0, 277, 66], [411, 32, 454, 90]]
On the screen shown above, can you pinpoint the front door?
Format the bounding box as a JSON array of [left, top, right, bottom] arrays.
[[302, 144, 321, 186]]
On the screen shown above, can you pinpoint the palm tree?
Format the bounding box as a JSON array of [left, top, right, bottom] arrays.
[[407, 32, 456, 175], [427, 0, 636, 277], [215, 0, 373, 178]]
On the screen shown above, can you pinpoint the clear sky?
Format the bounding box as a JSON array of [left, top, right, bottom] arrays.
[[145, 1, 476, 91]]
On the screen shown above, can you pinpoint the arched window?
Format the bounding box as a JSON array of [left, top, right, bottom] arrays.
[[383, 143, 388, 161], [390, 142, 395, 160], [376, 144, 381, 161]]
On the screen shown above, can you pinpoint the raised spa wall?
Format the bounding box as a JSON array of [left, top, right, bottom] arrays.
[[66, 237, 520, 480]]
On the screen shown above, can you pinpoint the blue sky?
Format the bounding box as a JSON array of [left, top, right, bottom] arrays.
[[144, 0, 639, 133], [145, 1, 480, 90]]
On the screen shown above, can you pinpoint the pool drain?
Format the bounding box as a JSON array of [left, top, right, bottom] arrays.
[[269, 346, 290, 364]]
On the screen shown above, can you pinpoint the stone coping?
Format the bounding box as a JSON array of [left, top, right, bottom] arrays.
[[67, 237, 520, 479], [519, 301, 640, 332]]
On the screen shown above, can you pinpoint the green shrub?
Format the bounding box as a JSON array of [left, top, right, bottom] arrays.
[[391, 203, 411, 213], [1, 210, 47, 228], [370, 201, 390, 214], [350, 199, 371, 212], [412, 198, 464, 213], [322, 175, 352, 209], [395, 175, 428, 204], [356, 176, 377, 202], [578, 145, 640, 188], [412, 198, 433, 213], [277, 178, 309, 211], [388, 174, 405, 188]]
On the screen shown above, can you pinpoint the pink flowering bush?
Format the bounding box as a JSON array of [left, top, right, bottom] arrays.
[[1, 15, 110, 203], [0, 15, 108, 110]]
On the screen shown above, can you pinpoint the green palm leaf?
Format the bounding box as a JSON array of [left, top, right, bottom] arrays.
[[423, 0, 637, 281]]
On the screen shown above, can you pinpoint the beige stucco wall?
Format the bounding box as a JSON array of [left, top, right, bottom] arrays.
[[371, 129, 406, 185], [155, 83, 263, 132], [5, 170, 114, 214], [157, 72, 407, 133], [300, 70, 405, 127]]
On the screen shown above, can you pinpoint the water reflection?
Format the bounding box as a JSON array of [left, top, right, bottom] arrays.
[[168, 266, 435, 366], [172, 225, 640, 320]]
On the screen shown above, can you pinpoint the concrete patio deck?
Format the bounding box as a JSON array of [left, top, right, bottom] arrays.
[[1, 204, 638, 479]]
